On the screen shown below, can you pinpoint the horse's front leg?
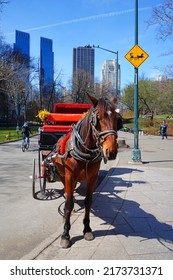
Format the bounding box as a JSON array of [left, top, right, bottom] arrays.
[[83, 176, 98, 241], [60, 175, 75, 248]]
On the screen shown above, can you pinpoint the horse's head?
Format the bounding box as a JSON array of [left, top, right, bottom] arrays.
[[88, 94, 123, 161]]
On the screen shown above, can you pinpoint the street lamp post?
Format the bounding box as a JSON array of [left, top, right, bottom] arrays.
[[92, 45, 119, 97], [132, 0, 141, 162]]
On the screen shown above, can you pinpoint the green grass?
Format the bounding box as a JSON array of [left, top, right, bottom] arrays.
[[0, 128, 38, 142], [123, 116, 173, 136], [123, 118, 146, 130], [0, 129, 21, 142]]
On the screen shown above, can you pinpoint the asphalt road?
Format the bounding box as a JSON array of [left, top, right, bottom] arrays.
[[0, 135, 113, 260]]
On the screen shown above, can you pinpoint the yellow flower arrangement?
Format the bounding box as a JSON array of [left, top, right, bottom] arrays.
[[37, 109, 50, 121]]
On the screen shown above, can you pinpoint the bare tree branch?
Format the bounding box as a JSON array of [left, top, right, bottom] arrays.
[[0, 0, 9, 12], [147, 0, 173, 41]]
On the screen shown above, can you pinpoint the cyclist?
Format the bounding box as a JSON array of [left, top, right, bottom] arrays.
[[21, 122, 32, 148]]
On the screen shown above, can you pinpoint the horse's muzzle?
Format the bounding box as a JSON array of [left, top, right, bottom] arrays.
[[106, 149, 117, 160]]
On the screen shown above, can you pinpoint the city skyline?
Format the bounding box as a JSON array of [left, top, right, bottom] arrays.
[[1, 0, 172, 91]]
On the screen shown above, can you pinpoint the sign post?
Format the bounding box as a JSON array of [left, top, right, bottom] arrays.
[[124, 0, 149, 162]]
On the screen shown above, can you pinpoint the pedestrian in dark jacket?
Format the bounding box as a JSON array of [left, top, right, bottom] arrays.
[[160, 120, 168, 140]]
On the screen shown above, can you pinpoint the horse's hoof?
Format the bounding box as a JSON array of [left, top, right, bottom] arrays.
[[84, 232, 94, 241], [60, 238, 71, 248]]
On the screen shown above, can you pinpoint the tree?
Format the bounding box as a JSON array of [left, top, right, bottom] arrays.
[[122, 77, 165, 118], [123, 76, 173, 117], [122, 84, 134, 112], [156, 78, 173, 114], [0, 37, 38, 123], [147, 0, 173, 78], [138, 79, 159, 119], [0, 0, 9, 12], [147, 0, 173, 41], [95, 80, 113, 99], [71, 70, 94, 103], [46, 73, 64, 112]]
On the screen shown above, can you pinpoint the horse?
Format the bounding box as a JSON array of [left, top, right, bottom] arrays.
[[54, 94, 123, 248]]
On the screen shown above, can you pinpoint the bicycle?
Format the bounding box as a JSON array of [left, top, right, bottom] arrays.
[[22, 136, 29, 152]]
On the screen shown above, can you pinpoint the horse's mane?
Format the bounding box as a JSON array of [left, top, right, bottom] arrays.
[[83, 97, 115, 122], [94, 97, 115, 118], [80, 97, 115, 136]]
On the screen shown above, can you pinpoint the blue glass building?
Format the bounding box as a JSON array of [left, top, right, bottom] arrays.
[[14, 30, 30, 63], [40, 37, 54, 93], [14, 30, 30, 124]]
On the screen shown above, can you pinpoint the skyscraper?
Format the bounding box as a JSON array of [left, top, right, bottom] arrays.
[[100, 59, 121, 97], [14, 30, 30, 59], [72, 46, 95, 82], [14, 30, 30, 125], [40, 37, 54, 91]]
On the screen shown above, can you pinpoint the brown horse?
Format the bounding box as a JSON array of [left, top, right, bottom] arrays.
[[54, 94, 123, 248]]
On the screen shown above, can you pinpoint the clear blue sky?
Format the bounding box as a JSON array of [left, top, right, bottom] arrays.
[[0, 0, 171, 91]]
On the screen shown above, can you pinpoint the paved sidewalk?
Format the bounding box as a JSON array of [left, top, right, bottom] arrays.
[[22, 132, 173, 260]]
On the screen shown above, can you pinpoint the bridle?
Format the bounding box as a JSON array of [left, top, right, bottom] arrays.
[[70, 108, 117, 163], [90, 109, 117, 146]]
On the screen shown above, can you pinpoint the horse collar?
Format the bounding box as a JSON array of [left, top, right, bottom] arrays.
[[70, 119, 103, 162]]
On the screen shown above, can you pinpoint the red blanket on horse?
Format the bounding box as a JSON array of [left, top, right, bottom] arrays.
[[57, 132, 72, 155]]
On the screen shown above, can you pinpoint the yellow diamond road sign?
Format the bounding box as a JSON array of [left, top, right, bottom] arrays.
[[125, 44, 149, 68]]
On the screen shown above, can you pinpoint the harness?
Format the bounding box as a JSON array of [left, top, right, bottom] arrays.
[[42, 107, 118, 180], [68, 109, 117, 164]]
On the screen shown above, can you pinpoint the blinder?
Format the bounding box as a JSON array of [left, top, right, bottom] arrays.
[[90, 110, 98, 127], [90, 110, 117, 145]]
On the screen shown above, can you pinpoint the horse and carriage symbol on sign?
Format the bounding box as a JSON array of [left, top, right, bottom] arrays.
[[130, 52, 144, 60]]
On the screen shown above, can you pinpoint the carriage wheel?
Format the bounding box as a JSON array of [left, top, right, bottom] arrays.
[[41, 171, 47, 192], [32, 158, 36, 198], [38, 150, 47, 193], [32, 151, 64, 201]]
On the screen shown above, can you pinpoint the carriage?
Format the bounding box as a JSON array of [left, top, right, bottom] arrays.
[[32, 94, 122, 248], [32, 102, 92, 200]]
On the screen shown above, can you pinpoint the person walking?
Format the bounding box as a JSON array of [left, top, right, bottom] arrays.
[[160, 120, 168, 139]]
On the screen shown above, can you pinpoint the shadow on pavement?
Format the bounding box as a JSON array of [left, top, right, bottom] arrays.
[[72, 167, 173, 250]]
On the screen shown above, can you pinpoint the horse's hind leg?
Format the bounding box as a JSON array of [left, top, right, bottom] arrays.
[[83, 178, 97, 241], [60, 177, 75, 248]]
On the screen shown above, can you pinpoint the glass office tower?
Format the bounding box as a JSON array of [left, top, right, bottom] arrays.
[[72, 47, 95, 83], [14, 30, 30, 59], [14, 30, 30, 125], [40, 37, 54, 93]]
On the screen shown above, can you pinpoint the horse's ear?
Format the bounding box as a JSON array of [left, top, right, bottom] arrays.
[[87, 93, 98, 107]]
